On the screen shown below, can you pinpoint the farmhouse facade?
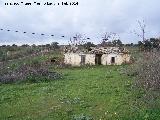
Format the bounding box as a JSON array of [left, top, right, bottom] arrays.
[[64, 47, 131, 66]]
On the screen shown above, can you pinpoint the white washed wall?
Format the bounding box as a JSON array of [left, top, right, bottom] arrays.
[[64, 53, 130, 66], [101, 53, 127, 65], [64, 53, 81, 66], [85, 54, 95, 65]]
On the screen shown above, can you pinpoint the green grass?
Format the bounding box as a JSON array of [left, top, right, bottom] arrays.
[[0, 66, 160, 120]]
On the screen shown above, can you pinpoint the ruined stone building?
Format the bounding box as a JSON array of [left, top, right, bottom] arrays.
[[64, 47, 131, 66]]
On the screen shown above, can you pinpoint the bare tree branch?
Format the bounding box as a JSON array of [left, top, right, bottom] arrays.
[[133, 20, 147, 42]]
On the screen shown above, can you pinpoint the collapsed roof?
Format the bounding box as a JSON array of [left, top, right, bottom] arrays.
[[64, 46, 129, 54], [89, 47, 129, 54]]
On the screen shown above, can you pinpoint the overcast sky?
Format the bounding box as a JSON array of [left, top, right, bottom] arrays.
[[0, 0, 160, 45]]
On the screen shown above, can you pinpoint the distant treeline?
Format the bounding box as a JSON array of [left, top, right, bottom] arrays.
[[1, 37, 160, 52]]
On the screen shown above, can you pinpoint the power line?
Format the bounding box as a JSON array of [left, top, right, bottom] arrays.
[[0, 28, 58, 38], [0, 27, 93, 40]]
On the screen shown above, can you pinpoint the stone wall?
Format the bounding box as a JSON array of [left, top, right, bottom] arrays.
[[64, 53, 130, 66], [122, 54, 131, 63], [64, 53, 95, 66], [101, 53, 131, 65], [64, 53, 81, 66], [85, 54, 95, 65]]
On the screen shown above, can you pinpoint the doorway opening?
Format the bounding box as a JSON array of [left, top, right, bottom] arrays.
[[111, 57, 115, 64], [80, 55, 86, 65], [95, 54, 102, 65]]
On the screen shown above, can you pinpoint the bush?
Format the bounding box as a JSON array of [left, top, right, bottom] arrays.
[[127, 51, 160, 108], [0, 64, 62, 84], [133, 52, 160, 91]]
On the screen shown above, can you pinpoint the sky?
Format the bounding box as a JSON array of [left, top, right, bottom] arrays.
[[0, 0, 160, 45]]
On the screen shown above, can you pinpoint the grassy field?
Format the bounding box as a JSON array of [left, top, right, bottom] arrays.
[[0, 65, 159, 120]]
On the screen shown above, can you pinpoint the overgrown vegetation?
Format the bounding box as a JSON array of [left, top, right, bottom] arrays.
[[0, 47, 63, 84], [138, 38, 160, 51], [126, 51, 160, 109], [0, 64, 62, 84]]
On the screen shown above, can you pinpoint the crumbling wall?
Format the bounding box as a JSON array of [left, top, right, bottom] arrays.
[[122, 54, 131, 63], [101, 53, 130, 65], [101, 53, 121, 65], [64, 53, 96, 66], [101, 54, 108, 65], [64, 52, 131, 66], [85, 54, 95, 65], [64, 53, 81, 66]]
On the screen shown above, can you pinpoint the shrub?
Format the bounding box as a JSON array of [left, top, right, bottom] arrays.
[[0, 64, 62, 84], [127, 51, 160, 108], [133, 52, 160, 91]]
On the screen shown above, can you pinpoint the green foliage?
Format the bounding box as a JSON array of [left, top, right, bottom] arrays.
[[83, 42, 96, 51], [51, 42, 60, 49], [101, 39, 123, 47], [138, 38, 160, 51], [112, 39, 123, 47]]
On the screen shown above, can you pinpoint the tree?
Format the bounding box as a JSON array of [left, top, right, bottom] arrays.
[[51, 42, 59, 49], [21, 44, 29, 47], [102, 32, 113, 42], [31, 44, 36, 48], [45, 44, 51, 48], [69, 33, 86, 46], [138, 41, 143, 46], [137, 38, 160, 51], [12, 44, 17, 47], [112, 39, 123, 47], [150, 38, 160, 49], [100, 32, 120, 47], [138, 41, 144, 50], [143, 40, 152, 51], [133, 20, 147, 42], [83, 42, 96, 51], [1, 45, 6, 48]]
